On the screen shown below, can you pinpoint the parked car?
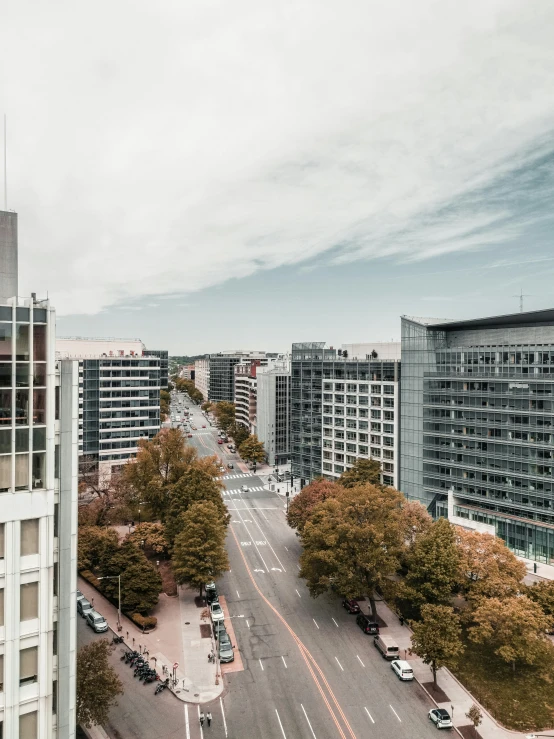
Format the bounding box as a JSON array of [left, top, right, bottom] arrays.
[[187, 433, 193, 438], [241, 485, 249, 492], [214, 622, 227, 641], [77, 598, 93, 617], [218, 439, 223, 444], [219, 639, 234, 663], [76, 589, 85, 603], [207, 588, 219, 605], [428, 709, 453, 730], [86, 610, 109, 633], [391, 659, 414, 681], [210, 603, 224, 623], [374, 634, 400, 660], [205, 581, 217, 594], [342, 598, 361, 614], [356, 613, 379, 635]]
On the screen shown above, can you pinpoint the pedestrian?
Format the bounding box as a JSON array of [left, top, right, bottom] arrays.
[[399, 614, 404, 626], [199, 711, 205, 727], [207, 712, 212, 727]]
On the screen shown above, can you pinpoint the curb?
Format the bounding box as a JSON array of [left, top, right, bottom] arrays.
[[413, 676, 464, 738]]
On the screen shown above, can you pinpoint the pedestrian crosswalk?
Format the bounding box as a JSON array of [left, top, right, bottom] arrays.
[[223, 486, 265, 495], [223, 473, 254, 480]]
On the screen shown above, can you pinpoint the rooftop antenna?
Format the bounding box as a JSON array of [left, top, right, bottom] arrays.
[[513, 288, 531, 313], [3, 114, 6, 211]]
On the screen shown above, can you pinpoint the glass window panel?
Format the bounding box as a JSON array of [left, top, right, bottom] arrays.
[[16, 363, 29, 387], [0, 455, 10, 492], [19, 647, 38, 685], [0, 429, 10, 453], [32, 324, 46, 361], [16, 428, 29, 452], [0, 523, 4, 558], [15, 454, 29, 490], [0, 652, 3, 691], [20, 710, 38, 738], [33, 363, 46, 386], [15, 324, 30, 361], [21, 519, 39, 555], [0, 324, 12, 361], [0, 389, 11, 425], [0, 588, 4, 625], [15, 389, 28, 425], [32, 427, 46, 451], [20, 582, 39, 621], [0, 363, 10, 387], [32, 453, 45, 489], [33, 388, 46, 425]]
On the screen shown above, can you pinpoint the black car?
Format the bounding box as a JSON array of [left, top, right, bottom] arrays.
[[342, 598, 361, 614], [207, 589, 219, 605], [356, 613, 380, 635]]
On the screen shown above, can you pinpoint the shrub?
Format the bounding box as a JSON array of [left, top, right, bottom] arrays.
[[131, 613, 157, 630], [80, 569, 102, 589]]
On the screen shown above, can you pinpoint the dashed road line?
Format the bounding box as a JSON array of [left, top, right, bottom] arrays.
[[332, 617, 339, 628], [236, 590, 240, 598], [301, 704, 318, 739], [295, 589, 301, 598], [197, 705, 204, 738], [259, 659, 264, 671], [364, 707, 375, 724], [220, 697, 228, 737], [184, 705, 190, 739], [313, 618, 319, 629], [282, 656, 288, 668], [275, 709, 287, 739], [335, 657, 344, 671], [357, 655, 365, 667], [390, 705, 402, 722]]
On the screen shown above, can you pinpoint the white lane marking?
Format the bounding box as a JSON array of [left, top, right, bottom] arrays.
[[301, 704, 317, 739], [364, 707, 375, 724], [284, 546, 289, 551], [246, 619, 250, 629], [230, 499, 270, 572], [275, 709, 287, 739], [245, 501, 288, 572], [259, 659, 264, 671], [282, 655, 287, 668], [390, 705, 402, 722], [335, 656, 344, 671], [297, 564, 301, 570], [236, 590, 240, 598], [295, 589, 301, 598], [313, 618, 319, 629], [220, 697, 228, 737], [332, 617, 339, 628], [197, 705, 204, 738], [357, 654, 365, 667], [184, 705, 190, 739]]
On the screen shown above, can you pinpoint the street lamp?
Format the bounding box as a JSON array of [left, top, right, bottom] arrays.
[[138, 502, 144, 525], [98, 574, 122, 631]]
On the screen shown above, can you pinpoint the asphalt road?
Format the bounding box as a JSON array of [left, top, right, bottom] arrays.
[[179, 397, 442, 739]]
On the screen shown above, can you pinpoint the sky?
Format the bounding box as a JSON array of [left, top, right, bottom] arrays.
[[1, 0, 554, 354]]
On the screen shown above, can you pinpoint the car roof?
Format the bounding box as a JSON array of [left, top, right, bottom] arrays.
[[436, 709, 450, 717]]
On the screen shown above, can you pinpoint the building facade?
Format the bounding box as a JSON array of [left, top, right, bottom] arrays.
[[144, 350, 168, 389], [0, 210, 78, 738], [400, 310, 554, 564], [291, 342, 400, 488], [195, 352, 270, 403], [234, 361, 260, 433], [56, 338, 161, 473], [257, 361, 291, 466], [193, 358, 210, 401]]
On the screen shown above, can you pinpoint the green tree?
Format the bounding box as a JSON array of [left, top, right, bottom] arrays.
[[126, 522, 169, 556], [77, 526, 119, 572], [525, 581, 554, 631], [228, 422, 249, 447], [286, 479, 343, 534], [160, 389, 171, 420], [411, 604, 464, 686], [212, 401, 236, 433], [402, 517, 460, 609], [77, 640, 123, 728], [456, 529, 526, 602], [468, 595, 553, 671], [339, 458, 382, 488], [172, 501, 230, 596], [465, 704, 483, 736], [238, 434, 266, 464], [100, 540, 162, 614], [299, 483, 404, 620], [201, 400, 212, 412]]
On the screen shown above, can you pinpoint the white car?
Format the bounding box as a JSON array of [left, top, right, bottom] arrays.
[[241, 485, 249, 492], [210, 603, 224, 623], [428, 709, 453, 729], [391, 659, 414, 680]]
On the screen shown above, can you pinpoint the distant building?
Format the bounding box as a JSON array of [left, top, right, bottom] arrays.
[[257, 360, 291, 466], [181, 364, 195, 381], [145, 349, 169, 388], [195, 351, 273, 403], [194, 357, 210, 400], [400, 310, 554, 564], [291, 342, 401, 488], [56, 337, 161, 473]]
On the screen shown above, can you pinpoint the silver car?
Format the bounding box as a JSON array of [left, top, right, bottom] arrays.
[[77, 598, 93, 617], [85, 610, 108, 633]]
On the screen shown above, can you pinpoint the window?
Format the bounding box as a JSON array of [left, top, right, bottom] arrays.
[[20, 582, 39, 621], [0, 523, 4, 558], [0, 588, 3, 625], [0, 653, 3, 691], [20, 711, 37, 739], [21, 519, 39, 556], [19, 646, 38, 685]]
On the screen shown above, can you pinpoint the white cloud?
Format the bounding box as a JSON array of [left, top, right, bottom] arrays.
[[2, 0, 554, 315]]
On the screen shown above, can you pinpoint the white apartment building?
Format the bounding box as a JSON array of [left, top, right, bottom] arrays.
[[0, 210, 78, 739], [56, 338, 161, 474], [193, 358, 210, 401], [257, 360, 291, 466]]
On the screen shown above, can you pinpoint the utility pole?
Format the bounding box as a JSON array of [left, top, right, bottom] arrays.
[[513, 288, 531, 313]]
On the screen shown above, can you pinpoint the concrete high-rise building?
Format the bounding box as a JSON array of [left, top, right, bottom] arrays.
[[291, 342, 401, 487], [194, 358, 210, 401], [0, 210, 79, 738], [195, 352, 272, 404], [400, 310, 554, 564], [56, 338, 161, 474], [257, 360, 291, 466], [144, 350, 168, 389]]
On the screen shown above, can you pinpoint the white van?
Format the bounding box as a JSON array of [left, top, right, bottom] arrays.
[[391, 659, 414, 680], [374, 634, 400, 660]]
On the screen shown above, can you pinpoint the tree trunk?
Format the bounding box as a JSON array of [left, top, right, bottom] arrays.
[[199, 583, 203, 598], [368, 594, 377, 621], [432, 663, 437, 686]]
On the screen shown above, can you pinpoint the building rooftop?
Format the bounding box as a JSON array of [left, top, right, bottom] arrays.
[[403, 308, 554, 332]]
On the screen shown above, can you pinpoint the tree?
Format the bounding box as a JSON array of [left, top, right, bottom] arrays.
[[299, 483, 404, 620], [286, 479, 343, 534], [126, 522, 168, 556], [99, 540, 162, 614], [228, 422, 249, 447], [77, 640, 123, 728], [465, 704, 483, 736], [201, 401, 212, 413], [238, 434, 266, 464], [400, 500, 433, 548], [78, 457, 129, 526], [456, 529, 526, 602], [212, 401, 236, 433], [468, 595, 553, 671], [172, 501, 230, 596], [525, 581, 554, 631], [402, 517, 460, 609], [339, 458, 382, 488], [160, 389, 171, 420], [411, 604, 464, 685], [77, 526, 119, 572]]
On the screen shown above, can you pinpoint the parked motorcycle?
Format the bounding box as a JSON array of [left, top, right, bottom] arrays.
[[155, 678, 170, 695]]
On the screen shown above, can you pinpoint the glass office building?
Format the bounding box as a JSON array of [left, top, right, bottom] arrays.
[[144, 350, 168, 389], [400, 310, 554, 564]]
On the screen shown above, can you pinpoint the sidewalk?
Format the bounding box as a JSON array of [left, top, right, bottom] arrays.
[[374, 598, 543, 739], [77, 577, 223, 704]]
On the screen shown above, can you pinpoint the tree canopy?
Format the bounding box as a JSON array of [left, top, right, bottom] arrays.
[[125, 522, 168, 556], [172, 500, 230, 595], [99, 540, 162, 614], [299, 483, 404, 619], [339, 458, 382, 488], [77, 640, 123, 728], [78, 526, 119, 572], [78, 457, 129, 526], [286, 479, 343, 534], [228, 422, 249, 447], [411, 604, 464, 685], [525, 580, 554, 629], [212, 401, 236, 432], [238, 434, 266, 464]]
